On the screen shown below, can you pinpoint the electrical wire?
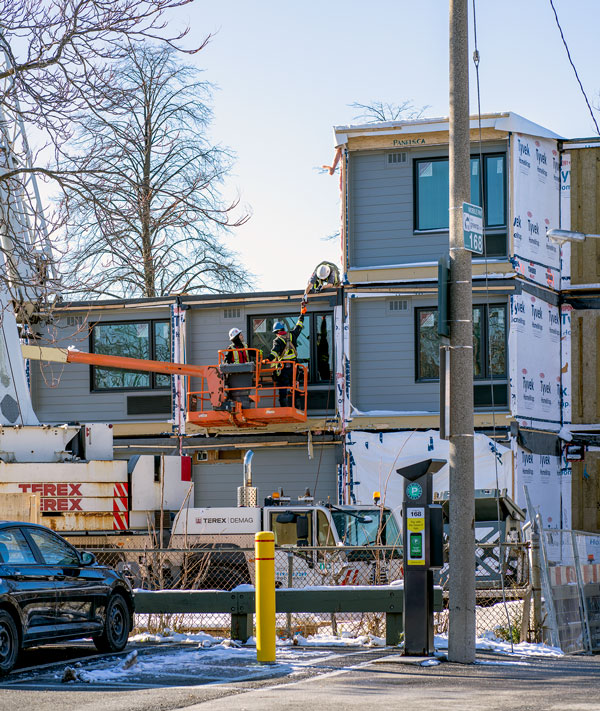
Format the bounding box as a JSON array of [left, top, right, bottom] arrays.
[[472, 0, 514, 652], [549, 0, 600, 136]]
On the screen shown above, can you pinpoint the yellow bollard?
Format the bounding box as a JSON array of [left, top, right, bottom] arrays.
[[255, 530, 276, 662]]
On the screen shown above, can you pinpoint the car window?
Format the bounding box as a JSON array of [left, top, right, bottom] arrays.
[[28, 529, 80, 566], [0, 529, 37, 564]]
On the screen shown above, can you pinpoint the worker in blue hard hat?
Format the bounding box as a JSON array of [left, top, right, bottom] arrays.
[[266, 302, 306, 408]]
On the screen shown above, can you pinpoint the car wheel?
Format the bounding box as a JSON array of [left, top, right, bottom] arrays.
[[0, 610, 19, 676], [93, 593, 131, 653]]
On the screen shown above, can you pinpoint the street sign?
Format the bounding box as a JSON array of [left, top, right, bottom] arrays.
[[462, 202, 483, 254]]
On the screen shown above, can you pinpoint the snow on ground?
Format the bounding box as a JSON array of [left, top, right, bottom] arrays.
[[49, 630, 564, 688], [129, 630, 564, 658], [130, 629, 386, 648], [434, 633, 564, 658], [58, 642, 334, 686], [131, 629, 561, 658]]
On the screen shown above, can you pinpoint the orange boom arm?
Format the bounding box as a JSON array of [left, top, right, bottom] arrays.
[[21, 345, 226, 408]]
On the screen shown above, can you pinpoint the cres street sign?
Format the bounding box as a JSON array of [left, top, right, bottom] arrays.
[[462, 202, 483, 254]]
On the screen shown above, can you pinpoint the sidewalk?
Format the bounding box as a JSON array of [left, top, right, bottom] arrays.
[[188, 651, 600, 711]]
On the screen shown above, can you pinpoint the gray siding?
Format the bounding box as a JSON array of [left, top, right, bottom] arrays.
[[31, 298, 332, 424], [350, 296, 438, 412], [350, 294, 509, 413], [31, 307, 171, 423], [349, 150, 448, 268], [348, 144, 508, 269], [192, 445, 340, 507]]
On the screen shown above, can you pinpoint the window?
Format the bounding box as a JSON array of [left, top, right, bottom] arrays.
[[248, 312, 334, 385], [415, 304, 508, 407], [415, 159, 450, 231], [269, 511, 313, 547], [317, 510, 335, 547], [28, 529, 80, 566], [91, 320, 170, 391], [0, 529, 36, 564], [330, 509, 400, 547], [414, 154, 507, 254]]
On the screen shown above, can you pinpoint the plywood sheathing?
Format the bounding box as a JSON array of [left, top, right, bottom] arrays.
[[346, 127, 506, 152], [570, 147, 600, 285], [571, 455, 600, 532], [347, 261, 513, 284], [570, 309, 600, 424]]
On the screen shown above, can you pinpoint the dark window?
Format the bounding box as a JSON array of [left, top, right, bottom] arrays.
[[417, 309, 440, 380], [90, 320, 170, 391], [415, 304, 508, 407], [248, 312, 334, 386], [0, 529, 36, 564], [28, 529, 80, 566], [414, 154, 507, 255]]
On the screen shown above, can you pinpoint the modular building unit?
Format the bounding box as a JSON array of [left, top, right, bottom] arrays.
[[330, 112, 579, 530]]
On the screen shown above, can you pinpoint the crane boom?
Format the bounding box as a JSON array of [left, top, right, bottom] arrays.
[[0, 41, 57, 316]]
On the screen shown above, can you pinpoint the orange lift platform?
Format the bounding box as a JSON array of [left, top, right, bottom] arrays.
[[21, 345, 308, 428], [187, 349, 307, 427]]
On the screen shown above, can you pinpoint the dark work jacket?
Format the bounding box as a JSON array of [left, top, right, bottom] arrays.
[[266, 315, 305, 362], [225, 336, 252, 364]]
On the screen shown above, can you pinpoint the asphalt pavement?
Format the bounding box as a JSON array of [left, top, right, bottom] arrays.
[[0, 643, 598, 711]]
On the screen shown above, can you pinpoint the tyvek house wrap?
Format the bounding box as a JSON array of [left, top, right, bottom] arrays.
[[345, 430, 511, 515], [509, 291, 561, 432], [511, 133, 561, 290], [513, 441, 571, 531]]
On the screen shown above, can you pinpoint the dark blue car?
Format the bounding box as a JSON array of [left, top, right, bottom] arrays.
[[0, 521, 134, 675]]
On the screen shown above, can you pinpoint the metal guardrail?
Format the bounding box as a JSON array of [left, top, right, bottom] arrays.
[[133, 586, 444, 646], [77, 542, 530, 639]]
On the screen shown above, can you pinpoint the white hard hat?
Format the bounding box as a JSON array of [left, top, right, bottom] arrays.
[[317, 264, 331, 280], [229, 327, 242, 340]]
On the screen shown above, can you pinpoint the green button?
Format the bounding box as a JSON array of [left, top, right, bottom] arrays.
[[406, 483, 422, 500]]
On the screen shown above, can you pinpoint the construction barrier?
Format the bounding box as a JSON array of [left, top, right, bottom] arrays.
[[540, 528, 600, 653]]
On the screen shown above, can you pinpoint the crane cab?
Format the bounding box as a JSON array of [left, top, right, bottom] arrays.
[[187, 349, 308, 428]]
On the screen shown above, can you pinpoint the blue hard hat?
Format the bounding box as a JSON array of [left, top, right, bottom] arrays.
[[273, 320, 286, 332]]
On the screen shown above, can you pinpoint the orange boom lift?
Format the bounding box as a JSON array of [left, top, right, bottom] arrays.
[[21, 345, 308, 428]]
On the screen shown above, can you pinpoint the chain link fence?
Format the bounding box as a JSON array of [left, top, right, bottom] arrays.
[[76, 541, 530, 641], [436, 541, 531, 641], [539, 528, 600, 653]]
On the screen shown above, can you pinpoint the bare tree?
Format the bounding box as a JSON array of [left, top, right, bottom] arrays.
[[0, 0, 200, 171], [60, 44, 251, 298], [0, 0, 202, 316], [349, 100, 430, 123]]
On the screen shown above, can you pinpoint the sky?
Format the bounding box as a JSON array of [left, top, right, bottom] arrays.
[[162, 0, 600, 293]]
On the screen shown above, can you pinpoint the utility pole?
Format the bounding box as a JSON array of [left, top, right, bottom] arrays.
[[448, 0, 476, 663]]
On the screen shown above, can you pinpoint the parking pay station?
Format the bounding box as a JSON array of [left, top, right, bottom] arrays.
[[397, 459, 446, 656]]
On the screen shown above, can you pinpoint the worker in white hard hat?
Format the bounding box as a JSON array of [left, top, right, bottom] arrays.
[[224, 327, 252, 364], [304, 262, 340, 301]]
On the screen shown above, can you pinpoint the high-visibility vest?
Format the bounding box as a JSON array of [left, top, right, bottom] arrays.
[[272, 334, 297, 362], [228, 342, 249, 364]]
